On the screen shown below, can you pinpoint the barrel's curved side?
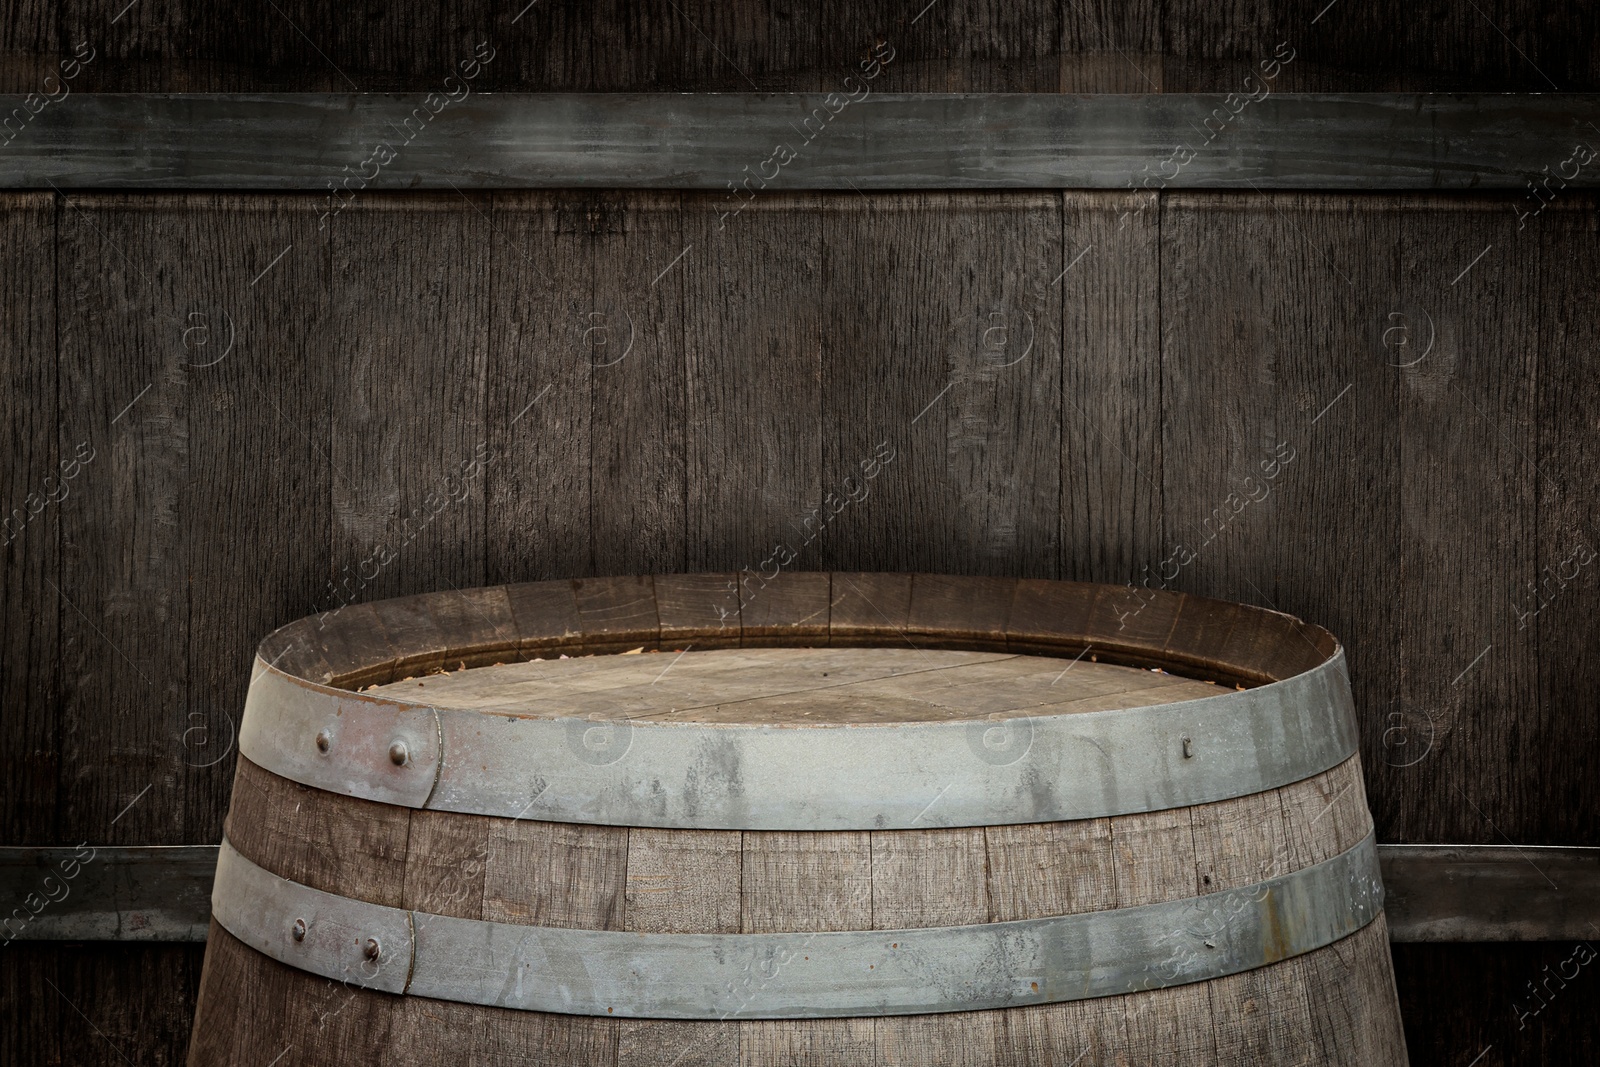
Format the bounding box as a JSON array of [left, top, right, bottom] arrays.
[[189, 751, 1408, 1065], [189, 911, 1407, 1066]]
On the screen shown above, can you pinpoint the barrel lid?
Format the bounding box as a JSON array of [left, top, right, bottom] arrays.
[[357, 647, 1228, 725]]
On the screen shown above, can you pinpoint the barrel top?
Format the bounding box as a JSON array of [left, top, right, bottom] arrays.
[[359, 647, 1226, 724], [241, 575, 1357, 828]]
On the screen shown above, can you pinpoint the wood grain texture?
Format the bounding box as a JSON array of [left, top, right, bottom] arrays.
[[180, 197, 332, 841], [984, 817, 1116, 923], [55, 194, 192, 846], [402, 808, 490, 918], [815, 194, 1062, 578], [573, 574, 661, 652], [360, 646, 1221, 724], [739, 570, 832, 646], [1059, 191, 1163, 588], [0, 193, 56, 844], [654, 571, 742, 646], [813, 193, 942, 575], [418, 584, 523, 670], [188, 924, 1409, 1067], [1191, 785, 1313, 1064], [191, 921, 400, 1067], [623, 827, 743, 935], [328, 195, 489, 607], [1161, 0, 1594, 93], [683, 195, 824, 574], [506, 578, 585, 654], [485, 818, 629, 931], [585, 193, 689, 577], [1389, 197, 1537, 845], [0, 941, 60, 1066], [484, 193, 591, 584], [907, 573, 1016, 649], [869, 0, 1058, 93], [399, 804, 628, 1063], [1107, 808, 1216, 1066], [1395, 941, 1600, 1065], [741, 831, 873, 934], [53, 941, 203, 1067], [13, 2, 1600, 94], [1283, 755, 1409, 1064], [186, 923, 290, 1067], [1532, 198, 1600, 846], [95, 181, 1578, 865], [827, 571, 913, 643], [338, 574, 1341, 704], [1298, 915, 1410, 1066], [315, 601, 397, 688]]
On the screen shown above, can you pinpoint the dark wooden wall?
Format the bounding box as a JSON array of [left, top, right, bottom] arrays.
[[3, 3, 1599, 1065], [2, 0, 1599, 92]]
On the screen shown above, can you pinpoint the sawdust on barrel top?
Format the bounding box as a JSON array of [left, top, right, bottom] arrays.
[[361, 647, 1225, 724]]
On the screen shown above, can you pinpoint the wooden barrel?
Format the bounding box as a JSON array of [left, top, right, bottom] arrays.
[[188, 573, 1408, 1066]]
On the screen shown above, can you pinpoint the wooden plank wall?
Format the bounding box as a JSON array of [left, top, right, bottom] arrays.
[[3, 186, 1595, 1065], [3, 3, 1598, 1064]]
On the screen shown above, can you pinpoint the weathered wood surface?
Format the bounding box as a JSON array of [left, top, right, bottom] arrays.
[[14, 94, 1600, 193], [55, 195, 192, 850], [1394, 940, 1600, 1065], [1534, 201, 1600, 848], [330, 197, 490, 606], [362, 646, 1222, 723], [0, 193, 55, 846], [1, 1, 1595, 93], [0, 941, 204, 1067], [4, 189, 1596, 1062], [195, 750, 1400, 1065], [683, 197, 825, 575], [11, 192, 1589, 845]]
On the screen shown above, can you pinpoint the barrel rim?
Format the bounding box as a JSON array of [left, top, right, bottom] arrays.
[[258, 574, 1341, 693], [238, 574, 1359, 830]]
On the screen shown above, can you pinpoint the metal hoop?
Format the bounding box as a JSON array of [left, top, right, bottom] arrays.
[[212, 832, 1383, 1020]]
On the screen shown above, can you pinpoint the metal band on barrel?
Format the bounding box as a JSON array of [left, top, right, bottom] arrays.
[[211, 832, 1384, 1019], [239, 651, 1359, 830]]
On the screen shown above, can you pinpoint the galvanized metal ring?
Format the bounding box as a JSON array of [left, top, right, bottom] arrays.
[[238, 649, 1358, 830], [211, 832, 1384, 1019]]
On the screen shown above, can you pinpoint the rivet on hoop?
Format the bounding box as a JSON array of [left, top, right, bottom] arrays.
[[315, 730, 331, 754], [388, 741, 409, 766], [364, 937, 381, 961], [291, 918, 306, 942]]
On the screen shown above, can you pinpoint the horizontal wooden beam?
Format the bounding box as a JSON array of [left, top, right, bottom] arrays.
[[1, 845, 215, 943], [3, 843, 1595, 944], [0, 93, 1596, 190], [1379, 844, 1600, 943]]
